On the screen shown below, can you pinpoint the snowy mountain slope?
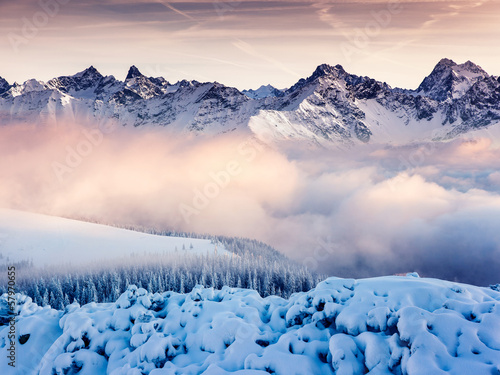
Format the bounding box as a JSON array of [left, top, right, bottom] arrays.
[[242, 84, 284, 99], [250, 60, 500, 145], [0, 209, 226, 269], [0, 66, 255, 134], [1, 275, 499, 374], [1, 59, 499, 145]]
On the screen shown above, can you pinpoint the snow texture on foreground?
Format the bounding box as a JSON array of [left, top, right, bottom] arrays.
[[1, 276, 500, 375]]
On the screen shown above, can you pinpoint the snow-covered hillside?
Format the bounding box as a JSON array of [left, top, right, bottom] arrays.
[[0, 209, 226, 269], [1, 59, 499, 146], [1, 275, 499, 374]]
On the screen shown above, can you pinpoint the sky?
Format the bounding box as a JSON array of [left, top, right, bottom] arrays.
[[0, 0, 499, 90]]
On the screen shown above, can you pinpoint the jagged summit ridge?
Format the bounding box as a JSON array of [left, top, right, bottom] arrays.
[[417, 58, 489, 101], [123, 65, 166, 99], [436, 57, 456, 67], [312, 63, 346, 78], [0, 59, 499, 145], [45, 66, 106, 98], [126, 65, 143, 80], [243, 84, 284, 99], [285, 63, 348, 94], [74, 65, 102, 78], [0, 77, 10, 95]]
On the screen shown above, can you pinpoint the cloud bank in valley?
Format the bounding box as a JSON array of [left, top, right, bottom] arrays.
[[1, 122, 500, 286]]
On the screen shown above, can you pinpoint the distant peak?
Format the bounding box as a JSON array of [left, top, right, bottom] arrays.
[[436, 58, 456, 68], [0, 76, 10, 94], [126, 66, 143, 80], [430, 58, 489, 76], [418, 58, 489, 101], [242, 84, 284, 99], [457, 60, 487, 75], [434, 58, 485, 75], [316, 63, 333, 72], [74, 66, 103, 79], [285, 63, 348, 94], [312, 63, 345, 78], [83, 66, 100, 76]]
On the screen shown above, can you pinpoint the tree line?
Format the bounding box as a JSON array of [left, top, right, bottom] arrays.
[[1, 237, 324, 310]]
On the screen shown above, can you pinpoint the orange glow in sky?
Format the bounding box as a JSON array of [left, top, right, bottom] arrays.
[[1, 1, 499, 90]]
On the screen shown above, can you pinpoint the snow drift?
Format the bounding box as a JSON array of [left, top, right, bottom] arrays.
[[1, 275, 499, 374]]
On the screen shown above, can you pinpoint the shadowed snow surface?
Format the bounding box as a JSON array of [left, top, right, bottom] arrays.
[[1, 275, 500, 374]]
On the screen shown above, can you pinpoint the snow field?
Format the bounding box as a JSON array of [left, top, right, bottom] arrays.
[[0, 209, 227, 269], [1, 275, 499, 374]]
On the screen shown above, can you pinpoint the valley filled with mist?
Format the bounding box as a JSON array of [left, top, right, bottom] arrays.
[[1, 121, 500, 285]]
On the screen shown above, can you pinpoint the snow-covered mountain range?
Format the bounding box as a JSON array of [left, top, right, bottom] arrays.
[[1, 58, 499, 145]]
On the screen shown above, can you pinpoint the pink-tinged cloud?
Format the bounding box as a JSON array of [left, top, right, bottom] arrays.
[[1, 122, 500, 285]]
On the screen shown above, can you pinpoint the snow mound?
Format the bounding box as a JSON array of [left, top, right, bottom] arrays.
[[1, 276, 500, 374]]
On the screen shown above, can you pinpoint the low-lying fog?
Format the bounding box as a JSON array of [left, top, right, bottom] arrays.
[[1, 122, 499, 285]]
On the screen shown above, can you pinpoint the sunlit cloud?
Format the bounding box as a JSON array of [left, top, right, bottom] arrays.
[[1, 123, 500, 285]]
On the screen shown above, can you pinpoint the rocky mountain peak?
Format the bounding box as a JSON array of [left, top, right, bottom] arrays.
[[417, 58, 489, 101], [122, 66, 166, 99], [455, 61, 489, 78], [45, 66, 105, 95], [286, 64, 347, 94], [242, 84, 284, 99], [436, 58, 456, 68], [126, 66, 143, 81], [0, 76, 10, 95], [311, 64, 346, 80], [74, 66, 103, 80]]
